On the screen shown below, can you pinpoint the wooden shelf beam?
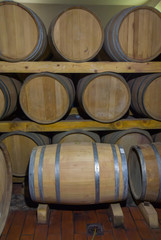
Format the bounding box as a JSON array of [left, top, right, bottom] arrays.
[[0, 61, 161, 73], [0, 119, 160, 132]]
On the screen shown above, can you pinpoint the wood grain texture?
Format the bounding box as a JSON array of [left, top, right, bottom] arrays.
[[0, 132, 49, 177], [104, 6, 161, 62], [49, 7, 103, 62], [135, 220, 154, 240], [0, 76, 21, 119], [6, 211, 26, 240], [34, 224, 48, 240], [1, 211, 15, 236], [0, 61, 161, 73], [152, 132, 161, 142], [0, 1, 47, 61], [0, 118, 161, 132], [62, 211, 73, 240], [52, 130, 100, 143], [77, 73, 131, 122], [20, 73, 75, 124], [128, 142, 161, 202], [102, 129, 152, 159], [0, 143, 12, 236], [22, 210, 36, 235], [29, 142, 127, 204], [138, 202, 159, 228], [129, 73, 161, 121]]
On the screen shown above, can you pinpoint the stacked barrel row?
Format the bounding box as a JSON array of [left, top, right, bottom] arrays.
[[0, 1, 160, 62], [0, 128, 160, 182], [0, 72, 160, 123]]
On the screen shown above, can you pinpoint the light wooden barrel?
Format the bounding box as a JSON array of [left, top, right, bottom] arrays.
[[29, 142, 128, 204], [0, 132, 49, 177], [0, 143, 12, 236], [0, 75, 21, 119], [48, 7, 104, 62], [52, 130, 100, 143], [104, 6, 161, 62], [77, 72, 131, 122], [128, 142, 161, 202], [19, 73, 75, 124], [128, 73, 161, 120], [0, 1, 48, 62], [102, 129, 152, 158], [153, 132, 161, 142]]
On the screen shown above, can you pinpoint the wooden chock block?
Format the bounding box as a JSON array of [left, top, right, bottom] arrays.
[[138, 202, 159, 228], [37, 204, 50, 224], [110, 203, 124, 227]]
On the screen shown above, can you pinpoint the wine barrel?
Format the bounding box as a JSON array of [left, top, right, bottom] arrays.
[[77, 72, 131, 122], [0, 1, 48, 62], [0, 132, 49, 177], [128, 142, 161, 202], [48, 7, 104, 62], [102, 129, 152, 158], [0, 143, 12, 235], [52, 130, 100, 143], [0, 75, 21, 119], [29, 142, 128, 204], [19, 73, 75, 124], [104, 6, 161, 62], [128, 73, 161, 120], [153, 132, 161, 142]]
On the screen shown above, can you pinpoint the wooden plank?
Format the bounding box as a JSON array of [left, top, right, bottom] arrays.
[[74, 234, 87, 240], [122, 208, 136, 230], [113, 228, 128, 240], [109, 204, 124, 227], [62, 211, 74, 240], [74, 211, 87, 234], [135, 220, 154, 240], [138, 202, 159, 228], [6, 211, 26, 240], [22, 210, 36, 235], [0, 118, 161, 132], [2, 211, 15, 235], [37, 204, 50, 224], [102, 231, 114, 240], [48, 210, 61, 238], [126, 230, 142, 240], [34, 224, 48, 240], [96, 209, 112, 231], [129, 207, 144, 220], [0, 62, 161, 73], [20, 236, 34, 240]]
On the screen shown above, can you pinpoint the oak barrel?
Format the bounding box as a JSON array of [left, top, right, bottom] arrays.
[[77, 72, 131, 122], [52, 130, 100, 143], [153, 132, 161, 142], [0, 143, 12, 236], [19, 73, 75, 124], [0, 75, 21, 119], [0, 132, 49, 177], [48, 7, 104, 62], [128, 142, 161, 202], [104, 6, 161, 62], [102, 129, 152, 158], [0, 1, 48, 61], [29, 142, 128, 204], [128, 73, 161, 120]]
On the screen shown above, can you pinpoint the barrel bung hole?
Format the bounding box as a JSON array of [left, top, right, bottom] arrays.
[[129, 148, 142, 200]]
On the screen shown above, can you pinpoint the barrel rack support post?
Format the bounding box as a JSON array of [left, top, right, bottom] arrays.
[[138, 202, 159, 228], [37, 204, 50, 224], [109, 203, 124, 227]]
